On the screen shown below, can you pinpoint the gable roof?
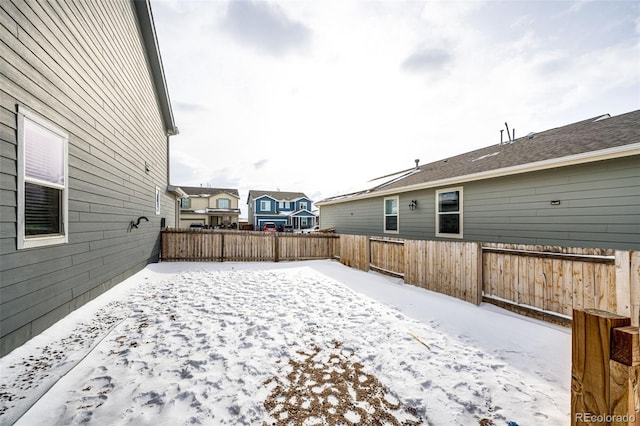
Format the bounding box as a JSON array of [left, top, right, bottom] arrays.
[[179, 186, 240, 198], [288, 209, 315, 217], [318, 110, 640, 205], [247, 190, 311, 204], [132, 0, 178, 136]]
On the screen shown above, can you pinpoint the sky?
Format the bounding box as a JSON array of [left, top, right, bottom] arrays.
[[150, 0, 640, 213]]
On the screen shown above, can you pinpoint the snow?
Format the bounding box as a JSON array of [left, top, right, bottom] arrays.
[[1, 260, 570, 425]]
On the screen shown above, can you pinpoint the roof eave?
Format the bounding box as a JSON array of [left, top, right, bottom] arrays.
[[132, 0, 178, 136], [167, 185, 188, 198], [317, 143, 640, 206]]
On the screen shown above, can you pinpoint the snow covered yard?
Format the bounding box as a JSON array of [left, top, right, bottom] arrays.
[[1, 260, 570, 425]]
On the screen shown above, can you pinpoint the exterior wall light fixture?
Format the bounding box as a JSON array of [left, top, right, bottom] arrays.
[[409, 200, 418, 210]]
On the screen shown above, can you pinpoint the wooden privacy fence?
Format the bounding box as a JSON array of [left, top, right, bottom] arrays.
[[160, 229, 638, 326], [339, 236, 482, 305], [338, 235, 640, 326], [481, 243, 639, 323], [161, 228, 339, 262]]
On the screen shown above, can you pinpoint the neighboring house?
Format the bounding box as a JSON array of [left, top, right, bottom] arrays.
[[247, 190, 315, 230], [317, 110, 640, 250], [0, 0, 178, 355], [177, 186, 241, 228]]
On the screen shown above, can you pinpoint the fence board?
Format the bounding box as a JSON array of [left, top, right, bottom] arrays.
[[584, 261, 596, 310], [338, 235, 369, 271], [615, 250, 631, 318], [404, 240, 480, 305], [632, 252, 640, 327], [369, 237, 404, 276]]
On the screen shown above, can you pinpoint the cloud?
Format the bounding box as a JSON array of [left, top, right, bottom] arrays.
[[253, 159, 268, 169], [175, 101, 208, 114], [401, 47, 452, 73], [222, 0, 311, 56]]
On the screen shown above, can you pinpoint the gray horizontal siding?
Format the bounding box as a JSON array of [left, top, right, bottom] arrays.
[[0, 0, 176, 356], [321, 155, 640, 250]]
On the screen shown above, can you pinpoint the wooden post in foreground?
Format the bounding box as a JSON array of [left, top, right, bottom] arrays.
[[610, 326, 640, 426], [572, 309, 639, 426]]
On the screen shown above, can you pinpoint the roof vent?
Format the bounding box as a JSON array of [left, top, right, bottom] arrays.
[[415, 159, 420, 169], [594, 114, 611, 122], [501, 123, 515, 144], [527, 132, 536, 140]]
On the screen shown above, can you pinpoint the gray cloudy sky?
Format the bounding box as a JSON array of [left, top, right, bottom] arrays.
[[151, 0, 639, 212]]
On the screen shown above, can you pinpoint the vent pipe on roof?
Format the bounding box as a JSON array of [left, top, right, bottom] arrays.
[[415, 159, 420, 169], [500, 129, 504, 144], [504, 123, 512, 142]]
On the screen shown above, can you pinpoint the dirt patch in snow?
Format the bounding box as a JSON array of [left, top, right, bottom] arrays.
[[263, 341, 423, 425]]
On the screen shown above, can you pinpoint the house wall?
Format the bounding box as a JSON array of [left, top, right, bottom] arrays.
[[188, 197, 209, 210], [320, 156, 640, 250], [0, 0, 175, 355], [255, 195, 277, 214]]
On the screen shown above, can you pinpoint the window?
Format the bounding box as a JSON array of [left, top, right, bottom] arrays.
[[17, 106, 69, 249], [436, 187, 463, 238], [155, 186, 161, 215], [299, 201, 308, 210], [260, 200, 271, 211], [180, 198, 190, 208], [384, 196, 399, 233], [218, 198, 230, 209]]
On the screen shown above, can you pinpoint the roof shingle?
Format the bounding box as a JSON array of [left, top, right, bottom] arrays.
[[321, 110, 639, 202]]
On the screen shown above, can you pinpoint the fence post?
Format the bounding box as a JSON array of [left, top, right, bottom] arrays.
[[274, 233, 279, 262], [631, 251, 640, 327], [220, 232, 225, 262], [473, 242, 483, 305], [572, 309, 636, 425], [365, 235, 371, 272], [616, 250, 632, 318], [610, 326, 640, 425]]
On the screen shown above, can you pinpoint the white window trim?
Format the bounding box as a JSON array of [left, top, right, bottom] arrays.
[[155, 186, 161, 215], [383, 196, 399, 234], [218, 198, 230, 209], [17, 105, 69, 249], [260, 200, 271, 211], [435, 186, 464, 239]]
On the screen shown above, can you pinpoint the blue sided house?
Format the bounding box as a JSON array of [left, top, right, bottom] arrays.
[[247, 190, 316, 231]]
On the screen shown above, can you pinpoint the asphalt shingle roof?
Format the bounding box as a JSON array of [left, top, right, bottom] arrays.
[[179, 186, 240, 198], [248, 190, 310, 201], [323, 110, 639, 201]]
